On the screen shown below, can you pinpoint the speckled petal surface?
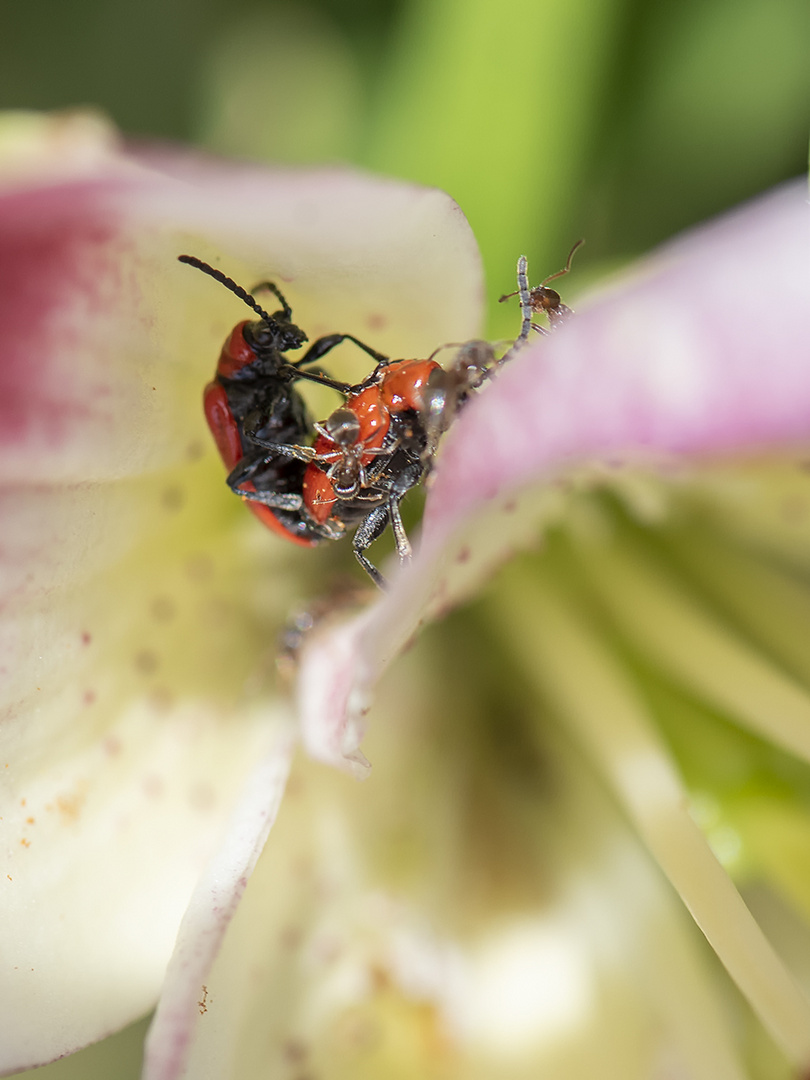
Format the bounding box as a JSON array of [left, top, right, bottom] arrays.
[[0, 113, 483, 1071]]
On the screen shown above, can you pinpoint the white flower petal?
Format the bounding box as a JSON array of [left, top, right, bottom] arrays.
[[0, 114, 484, 1067], [143, 735, 294, 1080]]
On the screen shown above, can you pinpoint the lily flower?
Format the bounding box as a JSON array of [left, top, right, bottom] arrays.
[[5, 110, 810, 1080], [0, 110, 482, 1075], [145, 178, 810, 1080]]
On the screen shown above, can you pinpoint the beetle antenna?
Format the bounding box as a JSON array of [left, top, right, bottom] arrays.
[[178, 255, 277, 325]]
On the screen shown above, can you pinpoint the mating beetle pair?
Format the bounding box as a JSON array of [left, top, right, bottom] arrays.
[[180, 243, 579, 588]]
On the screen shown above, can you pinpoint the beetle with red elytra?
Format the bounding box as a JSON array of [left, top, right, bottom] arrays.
[[180, 245, 580, 587]]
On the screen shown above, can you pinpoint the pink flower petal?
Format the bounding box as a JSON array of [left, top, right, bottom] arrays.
[[297, 179, 810, 768], [425, 179, 810, 541]]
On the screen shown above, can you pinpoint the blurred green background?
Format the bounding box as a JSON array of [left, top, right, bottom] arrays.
[[7, 0, 808, 1075], [3, 0, 809, 335]]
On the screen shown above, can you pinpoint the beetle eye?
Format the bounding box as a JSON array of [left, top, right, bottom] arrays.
[[244, 321, 276, 349]]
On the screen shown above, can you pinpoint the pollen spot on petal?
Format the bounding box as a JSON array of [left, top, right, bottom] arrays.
[[314, 936, 342, 966], [135, 649, 159, 675], [283, 1039, 308, 1064], [150, 595, 176, 622], [285, 774, 305, 798], [149, 687, 174, 713], [160, 485, 186, 512], [143, 775, 164, 799], [56, 791, 85, 823], [20, 838, 30, 848], [185, 554, 214, 582], [280, 925, 303, 951], [188, 782, 216, 813]]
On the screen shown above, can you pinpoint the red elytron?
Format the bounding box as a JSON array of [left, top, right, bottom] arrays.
[[301, 359, 441, 527], [202, 321, 318, 547], [180, 254, 386, 550]]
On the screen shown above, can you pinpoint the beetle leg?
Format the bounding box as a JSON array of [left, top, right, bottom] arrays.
[[284, 367, 355, 394], [235, 488, 304, 510], [225, 454, 266, 489], [388, 495, 412, 563], [295, 333, 389, 375], [351, 504, 392, 590], [241, 438, 318, 463]]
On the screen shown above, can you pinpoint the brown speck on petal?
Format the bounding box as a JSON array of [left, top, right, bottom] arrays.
[[148, 687, 174, 713], [135, 649, 159, 675], [142, 775, 164, 799], [80, 631, 92, 646], [150, 595, 176, 622], [366, 312, 387, 331], [160, 485, 185, 512], [283, 1039, 308, 1063], [186, 440, 204, 461], [185, 554, 214, 582], [188, 783, 216, 813], [56, 791, 86, 823], [284, 774, 305, 798], [103, 736, 122, 756], [83, 689, 96, 706], [279, 925, 303, 951]]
